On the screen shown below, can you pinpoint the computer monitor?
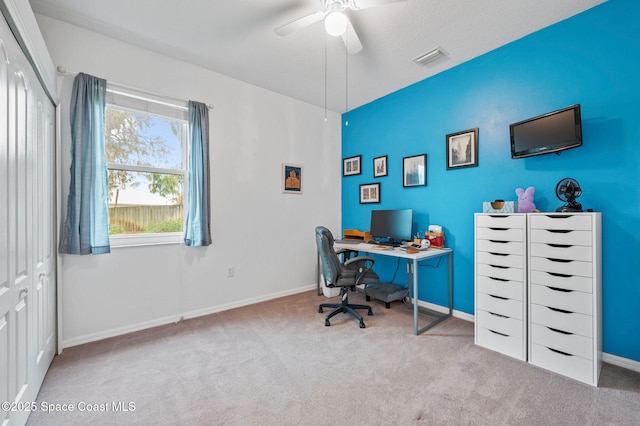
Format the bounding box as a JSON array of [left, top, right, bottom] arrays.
[[370, 209, 413, 246]]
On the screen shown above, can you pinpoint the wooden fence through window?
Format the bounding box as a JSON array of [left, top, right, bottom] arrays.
[[109, 205, 183, 232]]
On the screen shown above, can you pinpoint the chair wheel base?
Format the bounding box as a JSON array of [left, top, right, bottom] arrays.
[[318, 289, 373, 329]]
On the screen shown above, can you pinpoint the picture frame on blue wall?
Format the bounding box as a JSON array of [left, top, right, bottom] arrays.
[[359, 183, 380, 204], [373, 155, 388, 178], [403, 154, 427, 187], [343, 155, 362, 176], [446, 128, 478, 170]]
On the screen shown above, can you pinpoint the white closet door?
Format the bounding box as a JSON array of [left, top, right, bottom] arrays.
[[1, 15, 56, 426], [1, 43, 33, 426], [32, 97, 56, 387]]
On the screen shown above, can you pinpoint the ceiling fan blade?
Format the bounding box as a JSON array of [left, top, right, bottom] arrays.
[[341, 18, 363, 54], [274, 11, 326, 36], [351, 0, 407, 10]]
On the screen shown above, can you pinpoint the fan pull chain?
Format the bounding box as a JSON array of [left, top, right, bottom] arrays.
[[324, 34, 328, 122], [345, 30, 349, 126]]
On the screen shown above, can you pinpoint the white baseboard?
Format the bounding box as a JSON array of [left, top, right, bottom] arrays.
[[414, 299, 475, 323], [603, 352, 640, 373], [62, 285, 316, 349], [180, 285, 315, 321], [61, 314, 182, 349]]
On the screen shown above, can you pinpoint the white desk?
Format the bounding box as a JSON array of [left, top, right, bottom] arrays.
[[333, 242, 453, 335]]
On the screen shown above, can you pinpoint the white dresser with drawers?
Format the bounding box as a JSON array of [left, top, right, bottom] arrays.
[[474, 213, 527, 361], [528, 212, 602, 386], [474, 212, 602, 386]]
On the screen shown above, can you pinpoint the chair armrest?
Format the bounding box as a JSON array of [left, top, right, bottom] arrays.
[[344, 255, 376, 286], [344, 255, 375, 266], [336, 248, 359, 259]]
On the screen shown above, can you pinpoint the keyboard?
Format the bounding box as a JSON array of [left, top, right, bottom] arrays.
[[335, 239, 362, 245]]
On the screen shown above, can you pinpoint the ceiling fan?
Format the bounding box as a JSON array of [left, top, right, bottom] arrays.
[[275, 0, 408, 54]]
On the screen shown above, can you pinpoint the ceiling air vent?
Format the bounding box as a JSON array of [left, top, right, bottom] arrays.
[[413, 47, 445, 66]]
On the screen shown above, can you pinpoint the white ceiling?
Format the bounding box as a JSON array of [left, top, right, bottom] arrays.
[[29, 0, 606, 113]]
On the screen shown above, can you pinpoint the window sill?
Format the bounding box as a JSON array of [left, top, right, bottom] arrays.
[[109, 232, 183, 248]]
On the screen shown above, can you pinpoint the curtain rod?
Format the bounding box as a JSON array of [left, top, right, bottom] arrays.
[[56, 66, 214, 110]]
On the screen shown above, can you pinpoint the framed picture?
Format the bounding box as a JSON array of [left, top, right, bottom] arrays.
[[282, 163, 302, 194], [403, 154, 427, 187], [343, 155, 362, 176], [359, 183, 380, 204], [373, 155, 388, 178], [446, 128, 478, 170]]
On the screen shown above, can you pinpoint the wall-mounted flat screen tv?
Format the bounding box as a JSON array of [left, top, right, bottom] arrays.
[[510, 104, 582, 159]]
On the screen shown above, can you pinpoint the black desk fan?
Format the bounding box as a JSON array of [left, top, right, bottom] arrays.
[[555, 178, 583, 212]]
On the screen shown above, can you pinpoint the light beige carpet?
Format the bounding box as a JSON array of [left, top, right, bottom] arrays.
[[28, 290, 640, 425]]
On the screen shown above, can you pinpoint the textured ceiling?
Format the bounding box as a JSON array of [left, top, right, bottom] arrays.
[[30, 0, 606, 113]]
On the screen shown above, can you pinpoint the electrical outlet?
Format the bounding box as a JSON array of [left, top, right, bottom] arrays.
[[227, 266, 234, 278]]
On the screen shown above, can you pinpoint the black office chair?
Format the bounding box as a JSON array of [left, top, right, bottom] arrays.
[[315, 226, 378, 328]]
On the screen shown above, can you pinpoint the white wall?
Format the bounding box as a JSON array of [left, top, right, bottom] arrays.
[[36, 15, 342, 348]]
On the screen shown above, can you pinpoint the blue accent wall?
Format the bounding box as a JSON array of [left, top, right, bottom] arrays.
[[342, 0, 640, 362]]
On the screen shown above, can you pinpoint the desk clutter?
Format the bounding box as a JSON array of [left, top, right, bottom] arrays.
[[371, 245, 393, 250], [425, 225, 445, 248], [343, 229, 372, 243], [342, 225, 446, 249]]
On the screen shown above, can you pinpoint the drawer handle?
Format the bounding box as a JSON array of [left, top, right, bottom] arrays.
[[488, 294, 508, 300], [488, 311, 509, 319], [488, 252, 508, 257], [547, 272, 572, 278], [489, 264, 508, 269], [547, 347, 573, 357], [547, 306, 572, 314], [546, 326, 572, 335], [488, 240, 508, 244], [547, 286, 572, 293], [547, 243, 572, 248], [488, 276, 508, 282], [488, 227, 508, 231], [546, 229, 571, 234], [547, 258, 572, 263], [489, 329, 509, 337], [546, 215, 573, 219]]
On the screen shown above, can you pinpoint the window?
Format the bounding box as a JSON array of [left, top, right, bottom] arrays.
[[105, 85, 189, 246]]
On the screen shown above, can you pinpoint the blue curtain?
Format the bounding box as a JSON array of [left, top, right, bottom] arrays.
[[184, 101, 212, 247], [59, 73, 111, 255]]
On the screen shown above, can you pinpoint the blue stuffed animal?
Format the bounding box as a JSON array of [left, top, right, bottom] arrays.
[[516, 186, 536, 213]]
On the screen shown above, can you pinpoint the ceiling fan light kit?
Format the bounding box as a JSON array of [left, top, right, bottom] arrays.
[[325, 11, 348, 36], [274, 0, 407, 54]]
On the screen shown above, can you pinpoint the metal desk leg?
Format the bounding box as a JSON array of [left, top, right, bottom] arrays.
[[412, 258, 419, 335], [448, 251, 453, 315], [414, 251, 453, 335]]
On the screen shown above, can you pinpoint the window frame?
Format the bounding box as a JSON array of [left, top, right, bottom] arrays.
[[104, 85, 190, 247]]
